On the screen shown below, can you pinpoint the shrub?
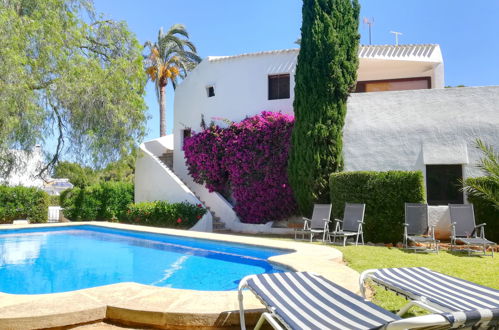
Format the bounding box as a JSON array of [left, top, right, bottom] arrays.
[[183, 112, 297, 224], [0, 185, 49, 223], [124, 201, 206, 229], [288, 0, 360, 214], [61, 182, 133, 221], [330, 171, 426, 244], [465, 177, 499, 242]]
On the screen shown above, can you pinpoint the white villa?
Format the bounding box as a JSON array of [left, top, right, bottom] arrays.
[[135, 44, 499, 235]]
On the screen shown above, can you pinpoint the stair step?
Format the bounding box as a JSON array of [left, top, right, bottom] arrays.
[[213, 222, 226, 230]]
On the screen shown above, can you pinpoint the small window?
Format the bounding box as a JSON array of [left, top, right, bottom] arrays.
[[268, 74, 290, 100], [426, 165, 464, 205], [206, 86, 215, 97]]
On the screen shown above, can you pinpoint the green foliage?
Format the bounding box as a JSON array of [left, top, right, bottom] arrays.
[[465, 177, 499, 242], [289, 0, 360, 214], [462, 139, 499, 209], [61, 182, 134, 221], [124, 201, 206, 229], [48, 194, 61, 206], [0, 186, 49, 223], [53, 151, 136, 188], [54, 161, 99, 188], [330, 171, 426, 243], [0, 0, 147, 178]]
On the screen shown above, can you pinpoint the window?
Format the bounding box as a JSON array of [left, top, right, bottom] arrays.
[[426, 165, 464, 205], [355, 77, 431, 93], [181, 128, 191, 147], [206, 86, 215, 97], [268, 74, 290, 100]]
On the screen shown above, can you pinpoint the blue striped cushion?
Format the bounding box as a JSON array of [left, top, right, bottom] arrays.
[[369, 267, 499, 312], [245, 272, 400, 330], [443, 307, 499, 329]]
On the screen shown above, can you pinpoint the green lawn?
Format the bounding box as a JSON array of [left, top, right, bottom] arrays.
[[335, 245, 499, 315]]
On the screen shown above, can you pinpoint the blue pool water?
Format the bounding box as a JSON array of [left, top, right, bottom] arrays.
[[0, 225, 289, 294]]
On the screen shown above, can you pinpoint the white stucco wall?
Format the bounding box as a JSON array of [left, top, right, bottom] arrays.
[[344, 86, 499, 179], [134, 143, 212, 232]]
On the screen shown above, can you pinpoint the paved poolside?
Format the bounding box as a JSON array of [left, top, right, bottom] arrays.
[[0, 222, 360, 329]]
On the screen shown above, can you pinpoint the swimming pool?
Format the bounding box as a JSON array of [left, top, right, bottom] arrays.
[[0, 225, 289, 294]]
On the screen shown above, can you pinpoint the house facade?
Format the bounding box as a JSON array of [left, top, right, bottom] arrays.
[[135, 44, 498, 234]]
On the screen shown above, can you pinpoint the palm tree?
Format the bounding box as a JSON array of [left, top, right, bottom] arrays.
[[462, 139, 499, 209], [144, 24, 201, 137]]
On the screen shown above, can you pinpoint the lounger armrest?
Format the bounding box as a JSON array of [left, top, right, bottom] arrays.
[[357, 220, 364, 224], [472, 223, 487, 238], [334, 218, 343, 223], [323, 218, 332, 223], [403, 223, 409, 227]]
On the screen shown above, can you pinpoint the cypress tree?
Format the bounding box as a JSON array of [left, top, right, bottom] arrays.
[[288, 0, 360, 214]]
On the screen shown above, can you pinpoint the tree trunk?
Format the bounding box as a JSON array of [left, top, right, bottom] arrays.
[[159, 85, 166, 137]]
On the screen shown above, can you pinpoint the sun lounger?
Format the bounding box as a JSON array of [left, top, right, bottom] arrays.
[[404, 203, 439, 253], [238, 271, 499, 330], [360, 267, 499, 316], [294, 204, 332, 242], [449, 204, 496, 257], [329, 203, 365, 246]]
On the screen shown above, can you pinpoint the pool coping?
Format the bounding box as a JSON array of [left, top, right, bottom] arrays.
[[0, 222, 360, 329]]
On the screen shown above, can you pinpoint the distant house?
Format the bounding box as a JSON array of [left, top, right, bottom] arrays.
[[135, 44, 498, 233], [43, 178, 74, 196]]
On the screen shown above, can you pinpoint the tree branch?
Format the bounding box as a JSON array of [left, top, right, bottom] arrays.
[[37, 99, 65, 180]]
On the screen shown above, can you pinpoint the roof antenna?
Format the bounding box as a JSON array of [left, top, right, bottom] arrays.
[[390, 31, 403, 46], [363, 17, 374, 45]]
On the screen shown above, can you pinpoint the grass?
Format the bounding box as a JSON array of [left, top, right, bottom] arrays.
[[335, 245, 499, 315]]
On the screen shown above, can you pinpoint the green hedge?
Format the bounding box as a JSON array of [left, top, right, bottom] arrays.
[[330, 171, 426, 244], [465, 177, 499, 242], [61, 181, 134, 221], [0, 185, 49, 223], [123, 201, 206, 229]]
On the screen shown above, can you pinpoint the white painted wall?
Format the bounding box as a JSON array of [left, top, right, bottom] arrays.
[[134, 141, 212, 232], [344, 86, 499, 179]]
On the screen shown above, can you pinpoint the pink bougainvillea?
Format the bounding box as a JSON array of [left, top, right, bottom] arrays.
[[183, 111, 298, 224]]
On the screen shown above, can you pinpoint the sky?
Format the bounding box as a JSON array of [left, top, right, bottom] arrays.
[[93, 0, 499, 142]]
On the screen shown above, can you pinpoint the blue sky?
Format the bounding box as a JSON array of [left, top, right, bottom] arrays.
[[93, 0, 499, 141]]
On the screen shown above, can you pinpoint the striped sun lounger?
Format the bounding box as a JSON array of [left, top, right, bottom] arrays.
[[360, 267, 499, 316], [238, 271, 499, 330]]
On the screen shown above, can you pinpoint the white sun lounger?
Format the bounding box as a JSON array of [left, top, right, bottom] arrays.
[[239, 271, 499, 330]]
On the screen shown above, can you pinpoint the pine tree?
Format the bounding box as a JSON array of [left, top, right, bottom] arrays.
[[288, 0, 360, 214]]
